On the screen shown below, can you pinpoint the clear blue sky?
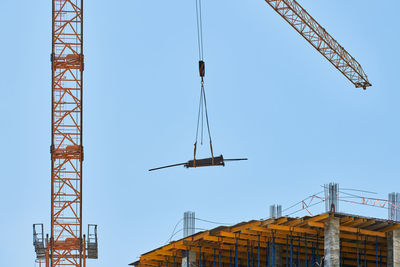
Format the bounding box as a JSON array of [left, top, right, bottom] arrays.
[[1, 0, 399, 266]]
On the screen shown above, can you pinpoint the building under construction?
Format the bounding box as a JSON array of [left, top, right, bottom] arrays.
[[130, 212, 400, 267]]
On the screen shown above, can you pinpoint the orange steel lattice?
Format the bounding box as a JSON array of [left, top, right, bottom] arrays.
[[51, 0, 84, 266], [265, 0, 371, 89]]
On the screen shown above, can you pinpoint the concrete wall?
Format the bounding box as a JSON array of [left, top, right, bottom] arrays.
[[387, 228, 400, 267], [268, 244, 283, 267], [182, 251, 197, 267]]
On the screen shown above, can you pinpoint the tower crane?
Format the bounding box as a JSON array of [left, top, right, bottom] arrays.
[[33, 1, 98, 267]]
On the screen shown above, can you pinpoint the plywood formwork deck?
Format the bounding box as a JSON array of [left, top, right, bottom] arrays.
[[130, 212, 400, 267]]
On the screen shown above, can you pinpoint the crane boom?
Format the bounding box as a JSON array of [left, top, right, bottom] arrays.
[[265, 0, 371, 89]]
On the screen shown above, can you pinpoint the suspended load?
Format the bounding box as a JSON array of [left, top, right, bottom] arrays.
[[149, 0, 247, 172], [149, 155, 248, 172]]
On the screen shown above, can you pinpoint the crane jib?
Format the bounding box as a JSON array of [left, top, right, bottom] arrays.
[[265, 0, 371, 89]]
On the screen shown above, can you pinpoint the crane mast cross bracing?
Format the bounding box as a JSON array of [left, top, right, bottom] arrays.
[[265, 0, 371, 89], [32, 1, 98, 266], [51, 0, 85, 266]]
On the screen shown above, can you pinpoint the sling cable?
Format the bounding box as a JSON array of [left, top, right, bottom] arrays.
[[149, 0, 247, 172]]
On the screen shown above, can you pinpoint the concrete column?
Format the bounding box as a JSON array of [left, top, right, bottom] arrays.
[[182, 251, 196, 267], [324, 217, 340, 267], [269, 244, 283, 267], [387, 228, 400, 267]]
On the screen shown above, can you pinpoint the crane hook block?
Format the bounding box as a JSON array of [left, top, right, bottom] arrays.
[[199, 60, 205, 77]]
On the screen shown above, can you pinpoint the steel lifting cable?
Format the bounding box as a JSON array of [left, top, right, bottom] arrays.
[[194, 0, 214, 166], [148, 0, 248, 172]]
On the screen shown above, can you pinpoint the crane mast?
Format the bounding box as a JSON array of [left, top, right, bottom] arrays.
[[51, 0, 84, 265], [265, 0, 371, 89], [33, 1, 97, 266]]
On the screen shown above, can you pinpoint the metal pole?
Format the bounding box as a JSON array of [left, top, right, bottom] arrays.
[[376, 236, 378, 267], [251, 245, 254, 267], [357, 232, 359, 267], [272, 232, 275, 267], [247, 242, 249, 267], [311, 242, 314, 267], [286, 236, 288, 267], [316, 233, 319, 264], [258, 236, 260, 267], [297, 236, 300, 267], [235, 240, 239, 267], [199, 247, 202, 267], [364, 238, 367, 267], [214, 249, 216, 267], [290, 232, 293, 267], [219, 242, 221, 267], [305, 233, 307, 267]]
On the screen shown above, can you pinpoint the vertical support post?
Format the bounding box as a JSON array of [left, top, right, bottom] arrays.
[[247, 241, 249, 267], [305, 233, 308, 267], [324, 216, 340, 267], [230, 249, 232, 267], [357, 232, 359, 267], [340, 239, 342, 267], [311, 242, 315, 267], [199, 247, 202, 267], [376, 236, 378, 267], [251, 244, 254, 267], [364, 238, 367, 267], [258, 236, 260, 267], [219, 242, 221, 267], [297, 236, 300, 267], [272, 232, 275, 267], [214, 249, 216, 267], [173, 255, 176, 267], [267, 241, 270, 267], [286, 236, 288, 267], [235, 240, 239, 267], [290, 232, 293, 267], [316, 233, 319, 264]]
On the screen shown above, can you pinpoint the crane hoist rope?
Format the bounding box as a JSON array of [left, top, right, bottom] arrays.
[[148, 0, 248, 172], [193, 0, 214, 167]]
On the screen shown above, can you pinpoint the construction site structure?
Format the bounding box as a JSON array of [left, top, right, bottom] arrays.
[[130, 212, 400, 267], [33, 1, 97, 266]]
